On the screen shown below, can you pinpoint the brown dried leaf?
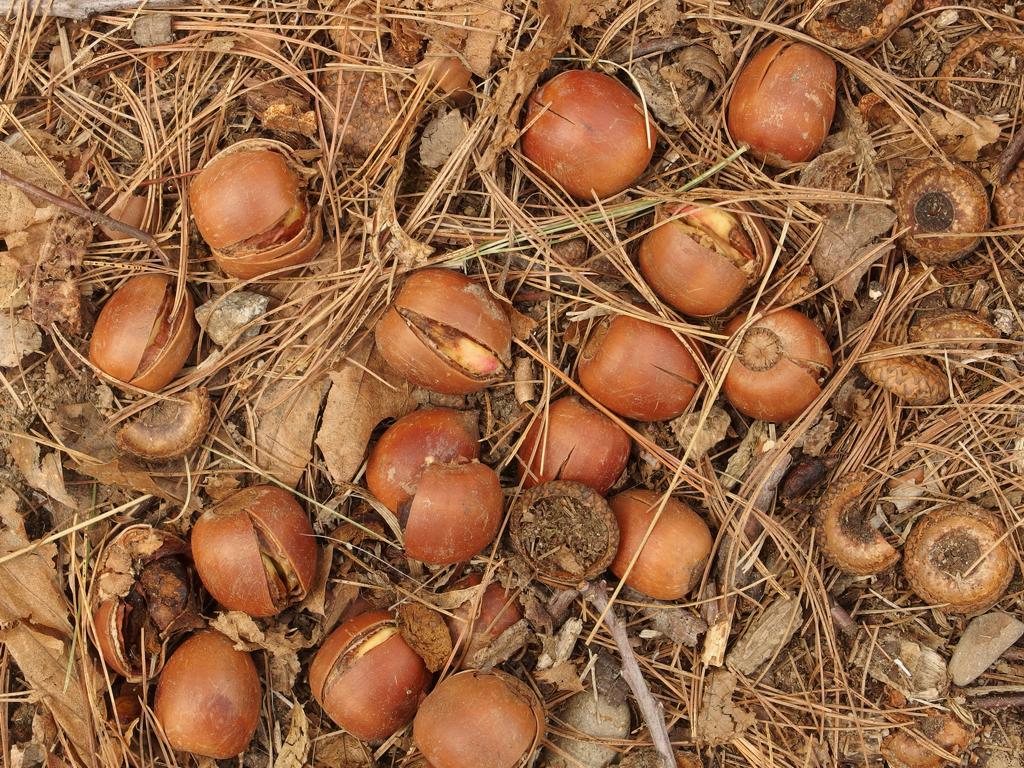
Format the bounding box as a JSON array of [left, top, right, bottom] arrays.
[[210, 611, 306, 689], [696, 670, 754, 745], [397, 602, 453, 672], [811, 205, 896, 301], [0, 313, 41, 367], [535, 661, 583, 694], [419, 0, 513, 77], [27, 213, 92, 332], [0, 487, 119, 764], [0, 143, 60, 236], [274, 704, 310, 768], [670, 406, 730, 459], [8, 435, 77, 511], [316, 338, 416, 485], [928, 112, 1001, 162], [795, 412, 837, 457], [256, 377, 329, 488], [312, 732, 373, 768]]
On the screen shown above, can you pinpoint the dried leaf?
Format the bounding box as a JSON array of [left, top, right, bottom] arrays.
[[27, 213, 92, 332], [274, 704, 310, 768], [929, 112, 1001, 162], [726, 593, 802, 675], [721, 421, 771, 490], [210, 611, 306, 689], [853, 630, 948, 700], [795, 413, 837, 457], [255, 377, 329, 488], [811, 205, 897, 301], [8, 435, 77, 511], [418, 0, 513, 77], [0, 253, 28, 310], [0, 487, 119, 764], [696, 670, 754, 745], [316, 338, 416, 485], [535, 661, 583, 694], [468, 618, 533, 670], [419, 109, 468, 169], [0, 313, 41, 366], [312, 732, 372, 768], [632, 47, 725, 128], [397, 603, 453, 672], [0, 143, 60, 236], [670, 406, 730, 459]]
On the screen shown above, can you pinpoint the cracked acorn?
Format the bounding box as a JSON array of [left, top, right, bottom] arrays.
[[190, 485, 319, 617], [521, 70, 655, 200], [722, 308, 833, 423], [638, 201, 772, 317], [727, 39, 836, 166], [516, 395, 631, 494], [89, 274, 198, 392], [309, 609, 432, 741], [375, 267, 513, 395], [189, 139, 322, 278]]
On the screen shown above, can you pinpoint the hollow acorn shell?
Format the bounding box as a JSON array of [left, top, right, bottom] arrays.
[[404, 461, 504, 565], [191, 485, 318, 617], [375, 268, 513, 395], [521, 70, 655, 200], [366, 408, 480, 513], [413, 669, 545, 768], [727, 40, 837, 166], [577, 315, 702, 422], [817, 472, 900, 576], [609, 489, 712, 600], [516, 396, 631, 494], [904, 504, 1014, 615], [154, 631, 261, 759], [89, 274, 197, 392], [308, 610, 432, 741]]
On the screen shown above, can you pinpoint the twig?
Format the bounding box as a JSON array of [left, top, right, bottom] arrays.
[[607, 36, 691, 64], [583, 581, 674, 768], [971, 694, 1024, 710], [0, 0, 186, 19], [997, 128, 1024, 184], [0, 168, 166, 263]]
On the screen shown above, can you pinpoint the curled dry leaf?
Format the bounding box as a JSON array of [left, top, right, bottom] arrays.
[[859, 343, 949, 406], [210, 610, 306, 689], [30, 212, 93, 333], [0, 487, 121, 764], [8, 435, 77, 513], [274, 703, 310, 768], [397, 602, 453, 672], [316, 337, 417, 485], [631, 46, 726, 128], [0, 313, 41, 367], [416, 0, 513, 78], [811, 205, 897, 300], [927, 112, 1001, 163], [670, 406, 731, 460], [256, 376, 329, 487]]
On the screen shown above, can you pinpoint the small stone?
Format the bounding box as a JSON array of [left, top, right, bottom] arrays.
[[0, 314, 41, 367], [194, 291, 270, 346], [131, 14, 173, 47], [948, 611, 1024, 687], [419, 109, 467, 169], [544, 689, 631, 768]]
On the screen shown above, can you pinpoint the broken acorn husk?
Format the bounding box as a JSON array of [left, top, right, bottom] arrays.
[[805, 0, 914, 50], [446, 574, 523, 670], [115, 387, 212, 461], [509, 480, 620, 586], [904, 503, 1015, 615], [817, 472, 900, 576], [190, 484, 319, 617], [90, 525, 202, 683]]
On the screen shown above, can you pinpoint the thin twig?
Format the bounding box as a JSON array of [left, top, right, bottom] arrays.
[[0, 168, 166, 263], [607, 35, 691, 63], [584, 581, 674, 768], [971, 694, 1024, 710], [997, 128, 1024, 184]]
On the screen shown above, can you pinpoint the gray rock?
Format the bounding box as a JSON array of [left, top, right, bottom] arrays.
[[194, 291, 270, 346], [544, 689, 631, 768], [949, 611, 1024, 687]]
